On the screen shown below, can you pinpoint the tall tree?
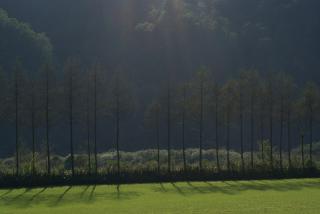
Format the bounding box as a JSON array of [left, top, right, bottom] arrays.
[[175, 83, 189, 171], [266, 74, 275, 169], [145, 100, 161, 173], [190, 68, 209, 171], [108, 71, 135, 175], [221, 80, 237, 171], [212, 81, 221, 172], [85, 69, 91, 174], [63, 59, 81, 176], [257, 80, 267, 163], [0, 68, 9, 168], [167, 80, 172, 173], [237, 76, 245, 172], [14, 64, 19, 176], [30, 77, 36, 175], [241, 70, 259, 169], [93, 65, 98, 174], [10, 61, 28, 176], [301, 82, 319, 165], [44, 64, 53, 175], [277, 73, 295, 169]]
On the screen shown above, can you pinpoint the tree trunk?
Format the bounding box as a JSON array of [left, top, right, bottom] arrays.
[[116, 93, 120, 176], [87, 77, 91, 175], [167, 84, 171, 173], [199, 80, 204, 171], [309, 107, 313, 164], [226, 107, 230, 172], [287, 106, 291, 168], [269, 93, 273, 170], [250, 93, 254, 169], [93, 68, 98, 175], [240, 90, 244, 172], [46, 67, 51, 175], [215, 90, 220, 172], [301, 134, 305, 170], [69, 73, 74, 177], [31, 83, 36, 175], [15, 70, 19, 176], [279, 96, 284, 170], [260, 108, 264, 162], [182, 86, 186, 171], [156, 108, 160, 173]]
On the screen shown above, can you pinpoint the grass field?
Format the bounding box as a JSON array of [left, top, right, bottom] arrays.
[[0, 178, 320, 214]]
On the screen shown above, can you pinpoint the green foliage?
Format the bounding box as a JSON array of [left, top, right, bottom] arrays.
[[0, 8, 53, 71]]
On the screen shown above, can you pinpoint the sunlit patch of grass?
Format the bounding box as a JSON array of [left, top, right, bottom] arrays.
[[0, 178, 320, 214]]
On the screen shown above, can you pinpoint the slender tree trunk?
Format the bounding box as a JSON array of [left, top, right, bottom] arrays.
[[156, 108, 160, 173], [199, 80, 204, 171], [301, 134, 305, 170], [215, 89, 220, 172], [46, 67, 51, 175], [269, 92, 273, 170], [167, 83, 171, 173], [15, 70, 19, 176], [31, 83, 36, 176], [250, 93, 254, 169], [94, 68, 98, 175], [279, 96, 284, 170], [240, 90, 244, 172], [309, 107, 313, 165], [182, 86, 186, 171], [86, 77, 91, 175], [69, 73, 74, 177], [116, 91, 120, 176], [287, 106, 291, 168], [260, 108, 264, 162], [226, 107, 230, 172]]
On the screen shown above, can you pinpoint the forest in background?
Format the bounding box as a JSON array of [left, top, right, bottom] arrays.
[[0, 0, 320, 160]]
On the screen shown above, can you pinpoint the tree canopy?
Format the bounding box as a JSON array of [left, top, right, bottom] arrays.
[[0, 8, 52, 72]]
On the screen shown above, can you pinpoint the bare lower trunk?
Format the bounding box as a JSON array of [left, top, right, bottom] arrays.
[[226, 109, 230, 172], [156, 109, 160, 173], [215, 94, 220, 172], [46, 68, 51, 175], [279, 97, 284, 170], [301, 134, 305, 169], [287, 107, 291, 168], [182, 87, 186, 171], [94, 68, 98, 175]]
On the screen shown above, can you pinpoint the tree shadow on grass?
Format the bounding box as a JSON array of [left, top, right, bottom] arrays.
[[160, 183, 167, 192], [51, 186, 72, 206], [152, 179, 320, 196], [88, 185, 96, 202], [80, 185, 90, 198], [0, 189, 13, 198], [171, 182, 185, 196], [1, 184, 142, 209], [29, 187, 47, 202]]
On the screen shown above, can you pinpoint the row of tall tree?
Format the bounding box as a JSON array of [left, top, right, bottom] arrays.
[[0, 60, 135, 176], [146, 68, 320, 173], [0, 62, 319, 176]]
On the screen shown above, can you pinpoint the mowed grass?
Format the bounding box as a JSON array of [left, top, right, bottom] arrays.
[[1, 179, 320, 214]]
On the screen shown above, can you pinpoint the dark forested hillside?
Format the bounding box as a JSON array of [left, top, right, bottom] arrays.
[[1, 0, 320, 81], [0, 0, 320, 158], [0, 8, 52, 71]]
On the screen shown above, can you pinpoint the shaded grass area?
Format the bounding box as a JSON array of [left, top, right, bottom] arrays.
[[0, 179, 320, 213], [1, 168, 319, 188]]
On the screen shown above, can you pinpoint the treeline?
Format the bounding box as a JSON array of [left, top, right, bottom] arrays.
[[0, 61, 319, 177]]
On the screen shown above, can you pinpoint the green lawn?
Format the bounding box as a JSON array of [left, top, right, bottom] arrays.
[[0, 178, 320, 214]]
